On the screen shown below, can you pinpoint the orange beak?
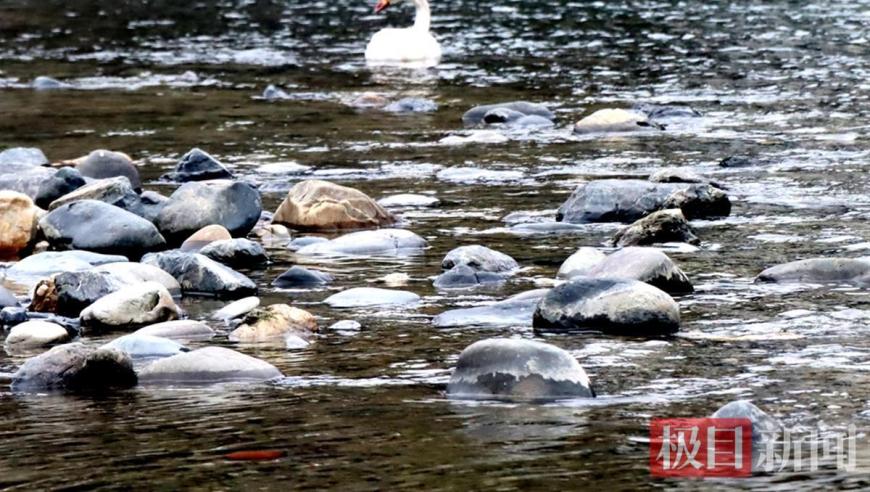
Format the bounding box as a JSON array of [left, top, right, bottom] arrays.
[[375, 0, 390, 13]]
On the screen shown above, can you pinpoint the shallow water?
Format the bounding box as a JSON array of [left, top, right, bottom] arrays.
[[2, 0, 870, 489]]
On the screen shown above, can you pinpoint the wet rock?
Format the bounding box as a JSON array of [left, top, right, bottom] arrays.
[[612, 209, 700, 246], [0, 147, 48, 167], [433, 289, 548, 328], [4, 321, 70, 350], [533, 277, 680, 335], [462, 101, 554, 127], [573, 108, 661, 134], [141, 250, 257, 298], [649, 167, 709, 185], [12, 343, 136, 391], [199, 239, 268, 267], [287, 236, 327, 251], [0, 166, 54, 199], [586, 247, 693, 294], [0, 285, 18, 308], [212, 297, 260, 321], [711, 400, 782, 457], [74, 150, 141, 190], [1, 307, 28, 327], [296, 229, 427, 257], [633, 102, 701, 119], [3, 251, 126, 287], [556, 179, 730, 224], [40, 200, 166, 256], [434, 265, 506, 289], [229, 304, 318, 344], [139, 191, 170, 223], [138, 346, 282, 384], [324, 287, 420, 308], [253, 223, 292, 243], [34, 167, 87, 208], [101, 334, 188, 358], [32, 76, 69, 90], [442, 245, 519, 273], [272, 180, 394, 230], [0, 191, 40, 258], [272, 266, 333, 288], [162, 148, 233, 182], [384, 97, 438, 113], [48, 176, 144, 217], [31, 263, 181, 317], [377, 194, 440, 208], [755, 258, 870, 286], [556, 248, 607, 279], [262, 84, 290, 100], [80, 282, 180, 332], [134, 320, 215, 340], [156, 180, 262, 243], [180, 224, 232, 252], [448, 338, 594, 400], [719, 155, 768, 168]]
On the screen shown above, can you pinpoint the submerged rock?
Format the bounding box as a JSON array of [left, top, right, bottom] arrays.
[[287, 236, 327, 251], [649, 167, 710, 185], [163, 148, 233, 182], [573, 108, 661, 134], [12, 343, 136, 391], [448, 338, 594, 400], [40, 200, 166, 256], [134, 320, 215, 340], [4, 321, 70, 350], [377, 194, 440, 208], [441, 245, 519, 273], [755, 258, 870, 286], [212, 297, 260, 321], [229, 304, 318, 344], [612, 209, 700, 246], [262, 84, 290, 100], [80, 281, 180, 332], [296, 229, 427, 257], [719, 155, 769, 168], [272, 266, 333, 288], [533, 277, 680, 336], [272, 180, 394, 230], [586, 247, 693, 294], [101, 334, 188, 358], [180, 224, 232, 252], [141, 250, 257, 298], [633, 103, 701, 119], [434, 265, 506, 289], [712, 400, 783, 467], [462, 101, 554, 127], [138, 346, 282, 384], [433, 289, 548, 328], [32, 76, 69, 91], [48, 176, 144, 217], [34, 167, 87, 208], [74, 150, 141, 190], [556, 248, 607, 280], [199, 238, 268, 267], [156, 180, 262, 243], [556, 179, 731, 224], [384, 97, 438, 113], [0, 191, 40, 258], [324, 287, 420, 308]]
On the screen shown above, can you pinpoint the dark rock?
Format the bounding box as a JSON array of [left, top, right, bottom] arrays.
[[533, 277, 680, 336], [139, 191, 170, 223], [34, 167, 86, 208], [141, 250, 257, 298], [198, 238, 268, 267], [719, 156, 768, 168], [48, 176, 144, 217], [138, 346, 282, 384], [556, 179, 730, 224], [39, 200, 166, 256], [287, 236, 328, 251], [272, 266, 333, 288], [483, 107, 526, 125], [612, 209, 700, 246], [162, 148, 233, 182], [434, 265, 506, 289], [11, 343, 137, 392], [433, 289, 548, 328], [156, 181, 262, 243], [585, 247, 693, 294], [513, 115, 555, 128], [755, 258, 870, 286], [384, 97, 438, 113], [1, 307, 28, 328], [441, 245, 519, 273], [448, 338, 594, 400], [75, 150, 141, 190], [462, 101, 554, 127], [633, 102, 702, 119]]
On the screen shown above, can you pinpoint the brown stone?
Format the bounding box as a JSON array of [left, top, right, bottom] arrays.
[[180, 224, 232, 252], [0, 191, 40, 259], [229, 304, 318, 343], [271, 180, 394, 230]]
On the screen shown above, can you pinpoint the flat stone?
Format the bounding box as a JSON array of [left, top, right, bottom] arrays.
[[3, 251, 127, 287], [324, 287, 420, 308], [755, 258, 870, 286], [134, 320, 215, 340], [137, 346, 282, 384], [433, 289, 548, 328], [12, 343, 136, 391], [296, 229, 427, 257], [272, 266, 333, 288], [377, 194, 440, 208], [101, 334, 188, 358]]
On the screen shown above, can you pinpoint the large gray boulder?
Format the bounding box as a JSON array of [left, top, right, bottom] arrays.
[[296, 229, 427, 257], [448, 338, 594, 400], [80, 282, 180, 332], [138, 346, 282, 384], [433, 289, 548, 328], [156, 180, 261, 243], [755, 258, 870, 286], [585, 247, 693, 294], [40, 200, 166, 256], [141, 250, 257, 298], [533, 277, 680, 335], [556, 179, 730, 224], [11, 343, 137, 391], [74, 150, 141, 190], [48, 176, 144, 217]]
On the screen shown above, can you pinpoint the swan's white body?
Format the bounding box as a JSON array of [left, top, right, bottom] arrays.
[[365, 0, 441, 67]]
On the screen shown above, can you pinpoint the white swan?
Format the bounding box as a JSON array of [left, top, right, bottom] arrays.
[[365, 0, 442, 67]]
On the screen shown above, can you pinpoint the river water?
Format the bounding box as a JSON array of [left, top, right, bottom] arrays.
[[2, 0, 870, 489]]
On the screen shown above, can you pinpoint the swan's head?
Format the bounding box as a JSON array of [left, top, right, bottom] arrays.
[[374, 0, 393, 13]]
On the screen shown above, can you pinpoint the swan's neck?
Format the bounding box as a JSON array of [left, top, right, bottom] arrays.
[[412, 0, 431, 32]]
